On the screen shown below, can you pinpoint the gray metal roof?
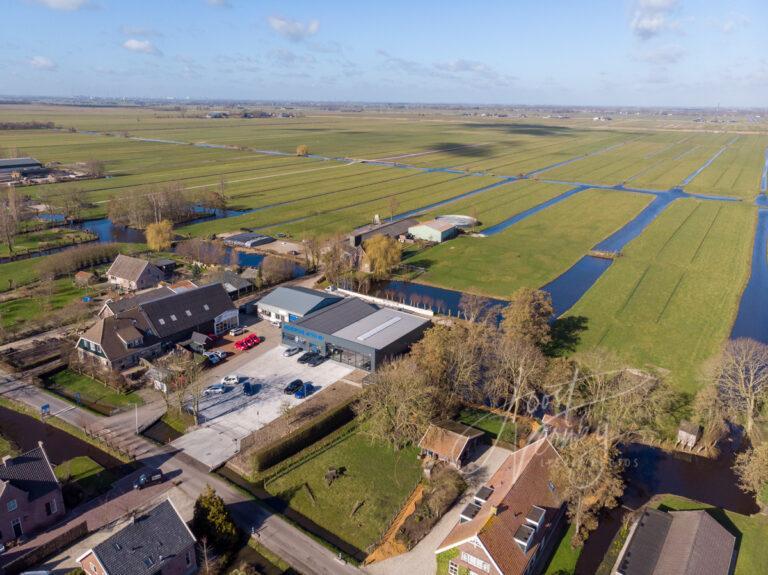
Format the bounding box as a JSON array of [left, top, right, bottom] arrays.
[[104, 287, 175, 315], [618, 509, 673, 575], [0, 157, 42, 169], [258, 286, 341, 317], [141, 284, 235, 338], [331, 306, 430, 350], [0, 443, 59, 501], [92, 499, 195, 575], [293, 297, 378, 334]]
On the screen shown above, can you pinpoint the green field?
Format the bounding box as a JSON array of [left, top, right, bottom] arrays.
[[407, 188, 653, 298], [654, 495, 768, 575], [45, 369, 144, 414], [0, 279, 88, 329], [567, 200, 755, 392], [264, 430, 422, 553]]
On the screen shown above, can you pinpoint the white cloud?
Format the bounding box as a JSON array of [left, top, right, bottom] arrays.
[[630, 0, 679, 40], [122, 38, 161, 55], [267, 16, 319, 41], [29, 55, 57, 70], [30, 0, 91, 10]]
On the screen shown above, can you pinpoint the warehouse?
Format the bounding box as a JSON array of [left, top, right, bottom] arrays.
[[257, 286, 342, 325], [408, 219, 458, 243], [281, 297, 431, 370], [348, 217, 418, 246], [223, 232, 275, 248], [0, 157, 47, 182]]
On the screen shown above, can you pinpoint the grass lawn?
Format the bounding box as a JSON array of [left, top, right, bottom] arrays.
[[0, 279, 89, 329], [567, 200, 755, 392], [654, 495, 768, 575], [264, 430, 422, 553], [407, 188, 653, 298], [0, 434, 17, 458], [544, 525, 582, 575], [46, 369, 144, 413], [160, 409, 196, 434], [456, 407, 529, 445], [55, 455, 115, 505]]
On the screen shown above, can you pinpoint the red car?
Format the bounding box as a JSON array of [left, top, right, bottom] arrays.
[[235, 334, 263, 350]]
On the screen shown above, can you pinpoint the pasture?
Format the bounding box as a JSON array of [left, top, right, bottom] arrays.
[[566, 200, 754, 392]]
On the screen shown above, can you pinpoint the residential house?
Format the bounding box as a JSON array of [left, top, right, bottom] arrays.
[[77, 499, 196, 575], [435, 437, 565, 575], [78, 284, 238, 371], [616, 508, 735, 575], [257, 286, 342, 325], [408, 219, 459, 243], [106, 255, 165, 291], [418, 421, 484, 469], [0, 443, 65, 546]]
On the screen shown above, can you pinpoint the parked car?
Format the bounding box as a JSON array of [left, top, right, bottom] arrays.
[[283, 346, 302, 357], [243, 380, 259, 396], [297, 351, 317, 364], [203, 384, 227, 396], [221, 374, 239, 386], [229, 327, 246, 336], [284, 379, 304, 395], [204, 353, 221, 365], [235, 334, 263, 351], [133, 470, 164, 490], [307, 355, 327, 367], [294, 383, 315, 399]]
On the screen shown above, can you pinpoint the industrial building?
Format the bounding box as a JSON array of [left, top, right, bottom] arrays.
[[281, 296, 431, 370], [223, 232, 275, 248], [348, 217, 418, 246], [257, 286, 342, 325], [0, 157, 47, 182], [408, 219, 459, 243]]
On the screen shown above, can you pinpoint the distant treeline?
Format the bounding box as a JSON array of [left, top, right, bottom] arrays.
[[37, 243, 120, 280], [0, 121, 56, 130]]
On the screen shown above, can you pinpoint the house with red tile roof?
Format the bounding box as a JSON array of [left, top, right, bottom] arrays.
[[435, 437, 565, 575]]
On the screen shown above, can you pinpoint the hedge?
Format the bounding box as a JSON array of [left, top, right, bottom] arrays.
[[250, 401, 355, 474]]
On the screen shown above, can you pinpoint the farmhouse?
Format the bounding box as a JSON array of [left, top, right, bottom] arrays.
[[77, 499, 196, 575], [0, 443, 65, 546], [0, 157, 47, 182], [418, 421, 484, 469], [616, 508, 735, 575], [435, 438, 565, 575], [99, 286, 175, 318], [78, 284, 237, 370], [408, 219, 458, 243], [281, 296, 431, 370], [106, 254, 164, 291], [257, 286, 342, 325], [348, 217, 419, 247]]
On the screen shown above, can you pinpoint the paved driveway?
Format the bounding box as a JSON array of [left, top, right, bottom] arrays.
[[171, 346, 354, 469]]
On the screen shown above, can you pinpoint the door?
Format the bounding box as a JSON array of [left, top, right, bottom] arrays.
[[12, 518, 22, 538]]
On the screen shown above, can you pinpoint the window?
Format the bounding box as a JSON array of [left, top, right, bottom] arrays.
[[45, 499, 57, 515], [170, 314, 177, 321], [185, 310, 192, 317], [186, 550, 192, 567], [158, 318, 165, 325], [89, 562, 98, 574], [460, 552, 490, 573], [203, 304, 210, 311], [6, 499, 17, 512], [448, 561, 459, 575]]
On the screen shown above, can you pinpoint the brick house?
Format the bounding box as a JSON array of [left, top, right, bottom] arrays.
[[106, 255, 164, 291], [435, 437, 565, 575], [0, 443, 65, 546], [77, 499, 196, 575]]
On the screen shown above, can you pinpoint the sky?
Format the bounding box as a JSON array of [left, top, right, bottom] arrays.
[[1, 0, 766, 107]]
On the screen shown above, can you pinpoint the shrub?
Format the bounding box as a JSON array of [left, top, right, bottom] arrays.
[[192, 485, 241, 552]]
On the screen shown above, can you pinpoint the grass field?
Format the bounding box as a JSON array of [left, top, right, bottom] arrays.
[[567, 200, 755, 392], [407, 188, 653, 298], [654, 495, 768, 575], [0, 279, 88, 329], [45, 369, 144, 413], [264, 430, 422, 553]]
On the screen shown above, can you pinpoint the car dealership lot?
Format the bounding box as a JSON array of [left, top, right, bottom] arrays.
[[171, 346, 354, 469]]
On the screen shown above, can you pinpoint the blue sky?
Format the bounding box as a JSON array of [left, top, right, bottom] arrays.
[[2, 0, 766, 107]]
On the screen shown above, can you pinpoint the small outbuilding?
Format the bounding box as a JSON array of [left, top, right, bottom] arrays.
[[677, 420, 701, 449], [408, 219, 458, 243], [74, 270, 97, 286], [418, 420, 484, 469]]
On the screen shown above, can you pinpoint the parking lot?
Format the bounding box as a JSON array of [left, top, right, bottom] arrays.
[[171, 345, 354, 469]]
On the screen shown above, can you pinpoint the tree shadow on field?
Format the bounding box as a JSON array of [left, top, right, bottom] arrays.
[[431, 142, 495, 157], [545, 315, 588, 356], [461, 123, 574, 136]]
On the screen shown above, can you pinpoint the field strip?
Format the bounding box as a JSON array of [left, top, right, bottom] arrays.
[[679, 135, 741, 187], [479, 185, 589, 236], [624, 143, 700, 184], [655, 272, 686, 323], [643, 135, 694, 159], [617, 264, 651, 316], [370, 142, 492, 161], [524, 136, 643, 177], [689, 205, 722, 263]]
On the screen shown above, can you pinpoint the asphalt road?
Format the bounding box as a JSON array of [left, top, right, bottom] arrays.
[[0, 371, 362, 575]]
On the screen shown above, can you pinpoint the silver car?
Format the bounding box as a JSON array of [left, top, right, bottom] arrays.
[[283, 346, 302, 357]]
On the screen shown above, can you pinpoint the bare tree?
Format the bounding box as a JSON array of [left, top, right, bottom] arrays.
[[485, 335, 546, 423], [712, 338, 768, 438], [692, 382, 728, 449], [733, 443, 768, 512], [261, 255, 294, 285]]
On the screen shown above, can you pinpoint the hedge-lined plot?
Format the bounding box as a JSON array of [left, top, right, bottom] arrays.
[[566, 200, 755, 392]]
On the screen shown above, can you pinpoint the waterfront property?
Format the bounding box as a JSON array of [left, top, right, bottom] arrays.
[[106, 254, 165, 291], [616, 508, 735, 575], [0, 442, 65, 546], [418, 421, 484, 469], [281, 296, 431, 371], [256, 285, 342, 325], [76, 498, 196, 575], [78, 283, 237, 370], [435, 438, 565, 575], [349, 217, 419, 247]]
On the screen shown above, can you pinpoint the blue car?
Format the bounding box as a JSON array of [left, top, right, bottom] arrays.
[[294, 383, 314, 399]]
